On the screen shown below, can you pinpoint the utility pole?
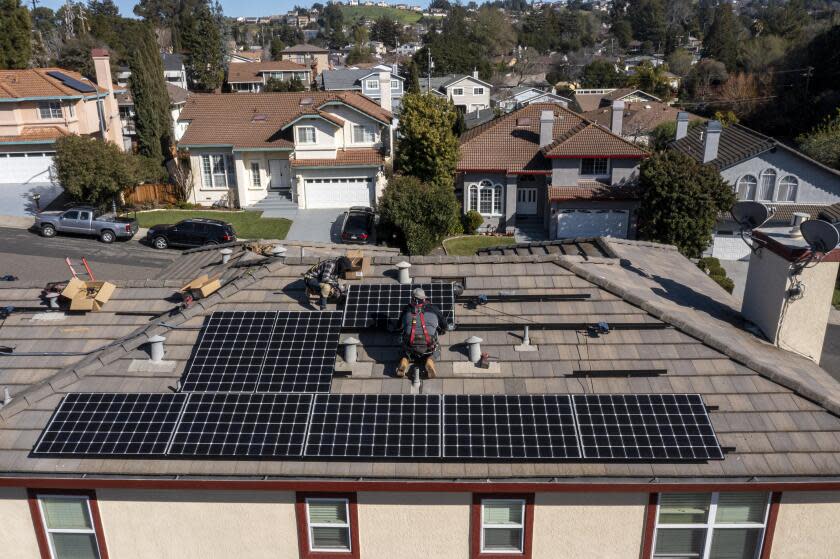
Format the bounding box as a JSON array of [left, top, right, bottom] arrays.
[[427, 47, 432, 93]]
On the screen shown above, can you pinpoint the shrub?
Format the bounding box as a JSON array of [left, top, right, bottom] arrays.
[[136, 155, 168, 184], [713, 275, 735, 294], [54, 135, 140, 208], [698, 256, 735, 293], [463, 210, 484, 235]]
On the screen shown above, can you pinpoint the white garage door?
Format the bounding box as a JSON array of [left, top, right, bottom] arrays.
[[712, 233, 751, 261], [0, 152, 54, 184], [554, 209, 629, 239], [303, 177, 374, 209]]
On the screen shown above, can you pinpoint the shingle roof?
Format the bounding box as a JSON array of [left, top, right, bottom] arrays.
[[670, 123, 776, 171], [475, 238, 613, 258], [161, 53, 184, 72], [3, 240, 840, 481], [320, 68, 370, 90], [115, 83, 189, 107], [290, 149, 384, 167], [582, 103, 705, 137], [177, 92, 391, 150], [820, 203, 840, 224], [573, 88, 661, 112], [718, 203, 840, 227], [0, 68, 109, 99], [227, 61, 310, 83], [282, 44, 329, 53]]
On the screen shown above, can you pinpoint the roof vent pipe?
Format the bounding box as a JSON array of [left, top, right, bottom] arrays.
[[396, 261, 412, 285], [272, 245, 288, 261], [342, 336, 360, 364], [466, 336, 483, 363], [45, 292, 60, 309], [220, 248, 233, 264], [789, 213, 810, 238], [148, 335, 166, 363]]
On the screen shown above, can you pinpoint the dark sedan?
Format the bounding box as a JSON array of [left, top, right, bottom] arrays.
[[146, 218, 236, 249], [340, 206, 377, 244]]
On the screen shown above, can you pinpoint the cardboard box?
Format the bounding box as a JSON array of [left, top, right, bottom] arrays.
[[60, 277, 116, 312], [180, 274, 221, 299], [343, 250, 372, 280]]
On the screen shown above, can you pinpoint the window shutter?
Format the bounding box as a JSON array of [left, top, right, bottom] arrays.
[[42, 497, 92, 530], [658, 493, 711, 524], [715, 493, 767, 524]]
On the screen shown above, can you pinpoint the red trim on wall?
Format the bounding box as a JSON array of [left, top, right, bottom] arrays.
[[470, 493, 535, 559], [27, 489, 110, 559], [639, 493, 657, 559], [545, 154, 646, 159], [295, 492, 360, 559], [759, 492, 782, 559]]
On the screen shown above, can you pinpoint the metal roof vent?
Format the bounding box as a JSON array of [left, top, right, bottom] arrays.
[[516, 117, 531, 126], [300, 96, 314, 106], [251, 114, 267, 122]]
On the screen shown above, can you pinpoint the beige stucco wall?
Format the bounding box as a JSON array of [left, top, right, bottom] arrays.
[[770, 491, 840, 559], [0, 487, 42, 559], [97, 489, 299, 559], [357, 491, 471, 559], [533, 492, 647, 559]]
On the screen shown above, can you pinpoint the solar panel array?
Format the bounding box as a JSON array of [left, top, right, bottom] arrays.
[[46, 70, 98, 93], [34, 392, 723, 462], [181, 311, 342, 393], [342, 283, 456, 328]]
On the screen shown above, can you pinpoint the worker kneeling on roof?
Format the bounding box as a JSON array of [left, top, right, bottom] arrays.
[[303, 257, 352, 310], [396, 288, 446, 379]]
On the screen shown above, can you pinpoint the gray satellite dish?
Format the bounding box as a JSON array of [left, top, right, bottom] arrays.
[[800, 219, 840, 253], [731, 201, 771, 230]]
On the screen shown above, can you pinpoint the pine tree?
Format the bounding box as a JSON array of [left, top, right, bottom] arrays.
[[0, 0, 31, 69], [183, 1, 225, 91], [396, 93, 459, 188], [128, 23, 173, 162], [703, 3, 740, 71], [403, 61, 421, 94]]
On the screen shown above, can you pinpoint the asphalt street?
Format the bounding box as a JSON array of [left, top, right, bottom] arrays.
[[0, 226, 178, 282]]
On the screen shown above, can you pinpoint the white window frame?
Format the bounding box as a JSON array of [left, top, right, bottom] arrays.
[[250, 161, 261, 188], [778, 175, 798, 202], [38, 101, 63, 119], [580, 158, 610, 177], [296, 125, 317, 145], [468, 180, 503, 217], [365, 79, 379, 90], [37, 494, 102, 559], [651, 492, 771, 559], [736, 174, 758, 201], [200, 154, 235, 189], [391, 79, 400, 90], [473, 86, 485, 95], [352, 124, 376, 144], [306, 497, 352, 553], [480, 498, 526, 554], [452, 87, 464, 96], [758, 169, 776, 201], [67, 103, 75, 118]]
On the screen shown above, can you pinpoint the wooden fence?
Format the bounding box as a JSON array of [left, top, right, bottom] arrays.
[[123, 183, 180, 206]]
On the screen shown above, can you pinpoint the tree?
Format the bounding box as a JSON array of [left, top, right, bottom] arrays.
[[269, 38, 286, 60], [627, 61, 673, 99], [637, 151, 735, 258], [738, 35, 787, 73], [580, 60, 625, 88], [797, 109, 840, 171], [54, 135, 140, 208], [0, 0, 31, 69], [703, 3, 740, 71], [683, 59, 728, 99], [403, 60, 421, 94], [378, 175, 461, 255], [128, 24, 173, 163], [183, 2, 225, 91], [166, 150, 194, 202], [371, 15, 401, 49], [264, 76, 306, 92], [627, 0, 666, 49], [473, 6, 515, 58], [396, 93, 459, 188], [666, 49, 693, 77]]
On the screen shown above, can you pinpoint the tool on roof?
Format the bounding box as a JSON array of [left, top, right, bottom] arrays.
[[65, 257, 95, 281]]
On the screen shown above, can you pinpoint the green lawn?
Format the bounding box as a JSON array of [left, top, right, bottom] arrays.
[[130, 210, 291, 240], [340, 5, 423, 24], [443, 235, 517, 256]]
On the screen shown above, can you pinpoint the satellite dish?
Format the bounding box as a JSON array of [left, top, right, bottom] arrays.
[[800, 219, 840, 253], [731, 201, 771, 230]]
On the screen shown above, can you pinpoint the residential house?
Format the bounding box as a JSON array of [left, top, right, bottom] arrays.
[[115, 83, 190, 152], [621, 54, 665, 72], [320, 68, 404, 113], [369, 41, 388, 57], [420, 72, 492, 113], [228, 49, 265, 64], [3, 229, 840, 559], [457, 103, 648, 239], [670, 117, 840, 260], [582, 99, 704, 145], [0, 50, 123, 200], [495, 86, 572, 113], [280, 44, 331, 76], [573, 88, 662, 113], [116, 53, 188, 90], [226, 62, 313, 93], [177, 91, 392, 210], [394, 42, 421, 56]]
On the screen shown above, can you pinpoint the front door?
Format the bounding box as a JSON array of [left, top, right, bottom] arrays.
[[269, 159, 290, 191], [517, 187, 538, 215]]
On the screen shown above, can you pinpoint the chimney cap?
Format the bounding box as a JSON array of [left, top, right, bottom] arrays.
[[396, 261, 411, 269], [612, 99, 625, 109], [148, 334, 166, 343], [91, 48, 110, 58], [676, 111, 689, 121], [707, 120, 723, 132]]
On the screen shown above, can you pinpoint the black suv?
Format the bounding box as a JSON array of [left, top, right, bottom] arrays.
[[146, 218, 236, 249], [340, 206, 377, 244]]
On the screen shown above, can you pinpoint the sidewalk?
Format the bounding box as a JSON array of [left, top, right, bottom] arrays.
[[0, 215, 35, 229]]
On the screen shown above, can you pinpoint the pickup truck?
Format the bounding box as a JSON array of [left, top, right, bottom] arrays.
[[35, 207, 139, 243]]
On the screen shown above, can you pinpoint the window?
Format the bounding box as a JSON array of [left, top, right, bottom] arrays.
[[736, 175, 757, 200], [580, 158, 609, 176], [67, 103, 75, 118], [297, 126, 316, 144], [352, 124, 375, 144], [471, 494, 533, 559], [493, 184, 503, 215], [200, 154, 236, 189], [758, 169, 776, 201], [778, 175, 798, 202], [652, 492, 772, 559], [468, 180, 503, 216], [469, 184, 479, 212], [474, 87, 485, 95], [391, 79, 400, 90], [296, 493, 359, 559], [365, 79, 379, 90], [38, 101, 62, 119], [452, 87, 464, 96], [31, 493, 106, 559], [250, 161, 261, 187]]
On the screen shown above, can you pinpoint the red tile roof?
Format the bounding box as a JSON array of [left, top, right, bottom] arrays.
[[549, 181, 640, 201], [543, 122, 648, 158], [0, 68, 109, 99], [227, 61, 311, 83], [0, 126, 69, 144], [290, 149, 384, 167], [582, 102, 705, 137]]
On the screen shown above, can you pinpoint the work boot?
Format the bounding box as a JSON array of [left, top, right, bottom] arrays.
[[396, 357, 409, 378], [425, 357, 437, 379]]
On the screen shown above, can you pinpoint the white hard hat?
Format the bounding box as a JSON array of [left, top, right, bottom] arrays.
[[412, 287, 427, 300]]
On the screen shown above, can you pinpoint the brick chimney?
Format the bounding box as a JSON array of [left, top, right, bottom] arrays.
[[703, 120, 722, 163], [91, 49, 113, 94], [675, 111, 689, 140], [539, 110, 554, 148], [610, 100, 625, 136], [378, 70, 392, 112]]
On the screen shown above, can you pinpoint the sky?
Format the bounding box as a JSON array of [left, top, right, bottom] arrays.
[[36, 0, 428, 19]]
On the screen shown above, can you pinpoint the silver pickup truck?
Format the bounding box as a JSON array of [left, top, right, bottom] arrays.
[[35, 207, 139, 243]]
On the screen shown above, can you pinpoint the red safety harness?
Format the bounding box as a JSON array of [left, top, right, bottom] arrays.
[[408, 302, 433, 350]]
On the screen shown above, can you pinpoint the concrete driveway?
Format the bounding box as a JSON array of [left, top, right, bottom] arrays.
[[0, 182, 62, 217], [284, 209, 345, 243]]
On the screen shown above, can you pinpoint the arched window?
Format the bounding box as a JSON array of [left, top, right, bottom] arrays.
[[758, 169, 776, 201], [493, 184, 503, 215], [778, 175, 798, 202], [468, 184, 479, 212], [736, 175, 757, 200], [469, 180, 504, 216]]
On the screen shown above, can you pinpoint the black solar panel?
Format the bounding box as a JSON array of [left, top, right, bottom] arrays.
[[168, 392, 313, 457], [46, 70, 97, 93], [342, 283, 455, 328], [573, 394, 724, 460], [33, 393, 187, 456], [442, 395, 580, 459], [304, 394, 441, 458], [257, 311, 343, 393]]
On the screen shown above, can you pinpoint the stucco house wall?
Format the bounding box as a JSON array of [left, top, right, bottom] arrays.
[[770, 491, 840, 559], [445, 77, 491, 111]]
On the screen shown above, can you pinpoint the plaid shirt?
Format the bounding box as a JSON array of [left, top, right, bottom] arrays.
[[310, 259, 339, 286]]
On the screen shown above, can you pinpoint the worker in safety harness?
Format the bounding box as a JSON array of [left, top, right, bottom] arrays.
[[395, 288, 447, 378], [303, 256, 352, 310]]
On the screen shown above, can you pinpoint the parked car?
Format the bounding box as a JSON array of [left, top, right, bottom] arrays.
[[340, 206, 377, 244], [146, 218, 236, 249], [35, 207, 139, 243]]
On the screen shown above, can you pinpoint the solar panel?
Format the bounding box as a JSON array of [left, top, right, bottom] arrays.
[[442, 395, 580, 459], [257, 311, 343, 393], [168, 392, 313, 457], [181, 311, 277, 393], [304, 394, 441, 458], [33, 393, 187, 456], [572, 394, 724, 460], [46, 70, 97, 93], [342, 283, 455, 328]]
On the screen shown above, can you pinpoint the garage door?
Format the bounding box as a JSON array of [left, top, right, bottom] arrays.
[[711, 233, 751, 261], [554, 209, 629, 239], [303, 177, 374, 209], [0, 152, 54, 184]]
